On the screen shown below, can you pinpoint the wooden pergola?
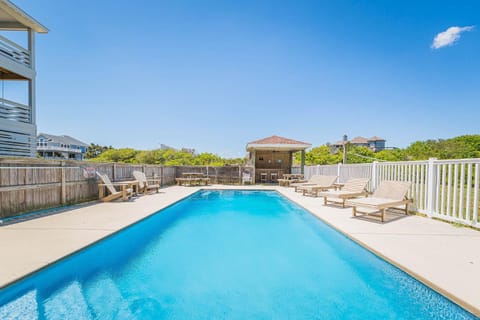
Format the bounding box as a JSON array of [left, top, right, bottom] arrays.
[[246, 135, 311, 183]]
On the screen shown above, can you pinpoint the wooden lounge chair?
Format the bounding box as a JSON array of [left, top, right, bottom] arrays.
[[133, 171, 160, 194], [345, 180, 411, 222], [277, 174, 304, 187], [291, 175, 338, 192], [296, 175, 338, 195], [316, 178, 370, 207], [97, 173, 133, 202]]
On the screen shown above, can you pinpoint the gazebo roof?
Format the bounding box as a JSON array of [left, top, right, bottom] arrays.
[[246, 135, 311, 152]]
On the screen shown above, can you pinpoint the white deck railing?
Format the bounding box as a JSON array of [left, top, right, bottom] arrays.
[[304, 158, 480, 228], [0, 35, 31, 68], [37, 146, 84, 153], [0, 97, 31, 123]]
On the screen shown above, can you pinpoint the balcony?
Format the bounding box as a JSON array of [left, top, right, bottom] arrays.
[[0, 97, 30, 123], [0, 35, 31, 68], [37, 145, 84, 154]]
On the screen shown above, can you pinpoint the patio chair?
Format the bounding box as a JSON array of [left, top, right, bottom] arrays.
[[260, 172, 268, 183], [96, 172, 133, 202], [270, 172, 278, 183], [290, 174, 335, 192], [242, 172, 253, 184], [297, 175, 339, 195], [133, 171, 160, 194], [316, 178, 370, 207], [345, 180, 411, 222]]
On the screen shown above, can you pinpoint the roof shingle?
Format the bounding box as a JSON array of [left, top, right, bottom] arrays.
[[248, 135, 310, 145]]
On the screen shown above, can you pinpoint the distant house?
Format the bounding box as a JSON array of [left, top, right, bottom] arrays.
[[37, 133, 88, 160], [160, 143, 195, 154], [331, 136, 386, 153]]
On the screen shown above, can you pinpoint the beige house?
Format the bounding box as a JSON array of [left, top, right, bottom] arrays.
[[331, 136, 386, 153], [0, 0, 48, 157]]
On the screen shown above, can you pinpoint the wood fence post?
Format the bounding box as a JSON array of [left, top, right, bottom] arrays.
[[61, 161, 66, 204], [160, 166, 164, 187], [426, 158, 437, 218], [112, 163, 116, 182]]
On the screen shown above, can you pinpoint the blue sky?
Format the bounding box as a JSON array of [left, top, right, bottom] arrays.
[[11, 0, 480, 157]]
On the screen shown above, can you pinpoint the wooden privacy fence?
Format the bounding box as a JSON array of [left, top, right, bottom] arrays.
[[175, 166, 254, 184], [0, 159, 252, 219], [304, 158, 480, 228]]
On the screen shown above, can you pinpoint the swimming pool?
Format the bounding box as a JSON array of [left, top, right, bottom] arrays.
[[0, 190, 477, 319]]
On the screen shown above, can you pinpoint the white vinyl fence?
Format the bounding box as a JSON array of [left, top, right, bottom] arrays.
[[304, 158, 480, 228]]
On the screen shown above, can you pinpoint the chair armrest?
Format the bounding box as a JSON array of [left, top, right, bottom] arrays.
[[99, 182, 133, 187]]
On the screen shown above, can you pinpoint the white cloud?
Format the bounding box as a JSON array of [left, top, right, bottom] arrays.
[[431, 26, 474, 49]]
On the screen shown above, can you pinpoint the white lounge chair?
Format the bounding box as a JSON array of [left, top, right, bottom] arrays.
[[346, 180, 411, 222], [316, 178, 370, 207], [133, 171, 160, 194], [297, 175, 339, 195], [97, 172, 133, 202], [291, 175, 338, 192]]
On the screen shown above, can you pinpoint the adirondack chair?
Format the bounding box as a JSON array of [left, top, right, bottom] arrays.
[[97, 172, 133, 202], [133, 171, 160, 194]]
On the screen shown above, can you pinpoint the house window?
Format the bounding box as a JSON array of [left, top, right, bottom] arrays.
[[258, 157, 264, 161]]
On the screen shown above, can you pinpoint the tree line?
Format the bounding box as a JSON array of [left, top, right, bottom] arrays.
[[295, 135, 480, 165], [86, 146, 246, 166], [86, 135, 479, 166]]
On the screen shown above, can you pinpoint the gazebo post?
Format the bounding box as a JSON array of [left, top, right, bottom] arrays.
[[301, 150, 305, 175]]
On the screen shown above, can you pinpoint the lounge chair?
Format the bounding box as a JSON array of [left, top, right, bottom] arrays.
[[97, 172, 133, 202], [133, 171, 160, 194], [277, 176, 300, 187], [316, 178, 370, 207], [296, 175, 338, 195], [345, 180, 411, 222], [291, 175, 338, 192]]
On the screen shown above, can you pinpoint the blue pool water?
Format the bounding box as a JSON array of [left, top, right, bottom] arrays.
[[0, 190, 477, 319]]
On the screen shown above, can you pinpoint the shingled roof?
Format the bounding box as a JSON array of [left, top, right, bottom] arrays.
[[368, 136, 385, 141], [38, 133, 88, 147], [350, 136, 369, 144], [246, 135, 311, 151]]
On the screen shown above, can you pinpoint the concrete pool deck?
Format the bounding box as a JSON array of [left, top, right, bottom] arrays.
[[0, 185, 479, 316]]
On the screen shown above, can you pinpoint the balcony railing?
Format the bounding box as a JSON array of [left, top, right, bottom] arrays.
[[0, 97, 30, 123], [0, 35, 31, 68], [37, 145, 83, 154]]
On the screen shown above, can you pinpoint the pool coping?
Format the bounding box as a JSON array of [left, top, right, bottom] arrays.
[[0, 186, 200, 290], [273, 188, 480, 318], [0, 185, 479, 317]]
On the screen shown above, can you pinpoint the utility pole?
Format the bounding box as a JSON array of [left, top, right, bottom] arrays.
[[342, 134, 348, 164]]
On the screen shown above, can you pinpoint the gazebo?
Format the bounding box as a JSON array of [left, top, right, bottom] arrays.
[[246, 135, 311, 183]]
